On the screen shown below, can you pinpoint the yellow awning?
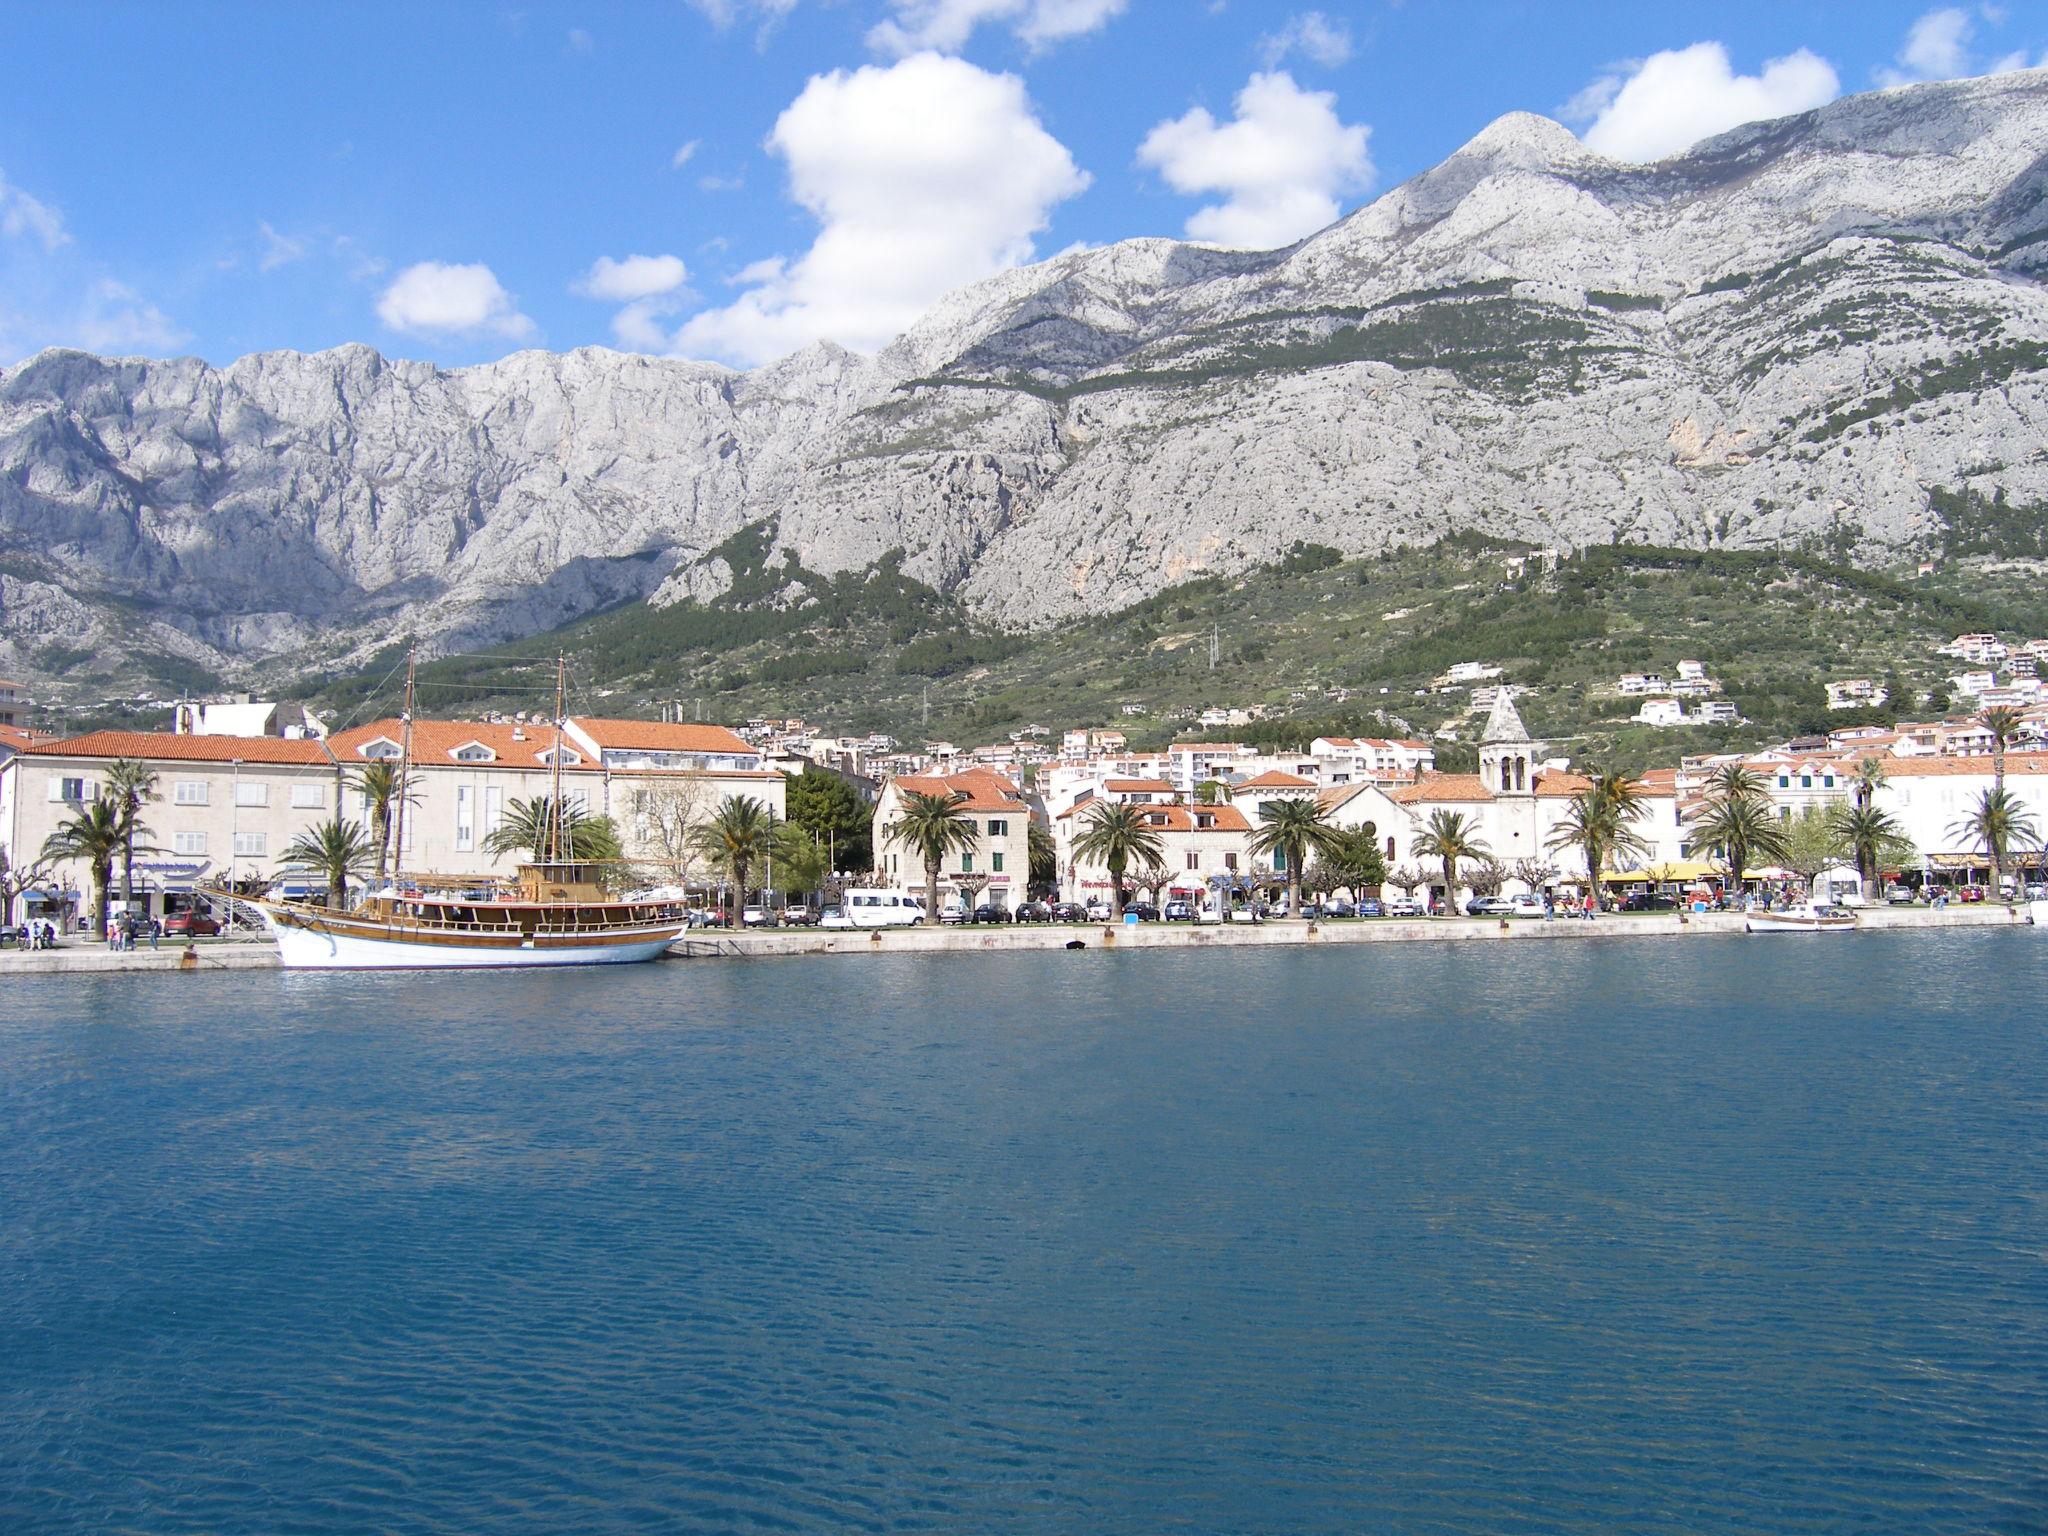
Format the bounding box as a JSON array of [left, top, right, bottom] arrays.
[[1600, 859, 1722, 883]]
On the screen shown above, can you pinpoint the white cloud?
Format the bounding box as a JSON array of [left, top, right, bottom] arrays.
[[1259, 11, 1354, 69], [868, 0, 1125, 56], [1875, 6, 2039, 86], [375, 261, 535, 339], [566, 26, 594, 52], [575, 253, 689, 302], [0, 169, 68, 251], [1572, 42, 1840, 162], [74, 279, 186, 354], [698, 171, 744, 192], [671, 139, 700, 169], [1138, 71, 1372, 249], [675, 53, 1087, 366], [257, 221, 309, 272]]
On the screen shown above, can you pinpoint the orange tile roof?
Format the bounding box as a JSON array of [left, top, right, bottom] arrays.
[[892, 770, 1027, 812], [1533, 770, 1593, 798], [1238, 769, 1316, 788], [1104, 777, 1173, 792], [1137, 803, 1252, 833], [25, 730, 333, 765], [328, 718, 600, 771], [1883, 752, 2048, 777], [0, 724, 46, 752], [569, 717, 754, 755], [1387, 773, 1494, 804]]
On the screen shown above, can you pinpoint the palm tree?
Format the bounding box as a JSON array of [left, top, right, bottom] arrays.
[[102, 758, 159, 914], [1545, 771, 1648, 912], [1830, 802, 1913, 900], [1027, 821, 1057, 898], [884, 790, 979, 926], [348, 760, 418, 882], [1850, 755, 1888, 811], [281, 817, 379, 909], [1413, 809, 1488, 913], [486, 795, 622, 863], [1689, 769, 1790, 896], [1071, 802, 1166, 921], [692, 795, 780, 923], [1247, 797, 1342, 918], [1978, 705, 2025, 789], [1950, 785, 2038, 899], [42, 797, 126, 937]]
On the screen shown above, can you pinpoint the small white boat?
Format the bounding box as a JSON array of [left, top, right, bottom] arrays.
[[1745, 902, 1857, 934]]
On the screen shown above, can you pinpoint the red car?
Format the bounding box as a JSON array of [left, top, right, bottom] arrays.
[[163, 910, 220, 937]]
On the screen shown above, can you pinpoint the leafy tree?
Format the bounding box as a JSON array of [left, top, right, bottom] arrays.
[[771, 822, 831, 905], [102, 759, 159, 913], [42, 797, 125, 936], [348, 761, 419, 882], [1193, 779, 1234, 805], [692, 795, 779, 920], [1246, 797, 1343, 917], [886, 789, 980, 926], [1781, 806, 1840, 882], [1949, 785, 2038, 897], [486, 795, 623, 863], [784, 766, 873, 872], [1072, 802, 1167, 921], [1317, 825, 1388, 901], [1413, 810, 1488, 911], [281, 818, 379, 909]]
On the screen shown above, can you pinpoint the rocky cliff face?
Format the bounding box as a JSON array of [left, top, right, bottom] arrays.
[[5, 70, 2048, 688]]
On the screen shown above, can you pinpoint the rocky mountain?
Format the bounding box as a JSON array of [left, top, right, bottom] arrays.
[[5, 69, 2048, 692]]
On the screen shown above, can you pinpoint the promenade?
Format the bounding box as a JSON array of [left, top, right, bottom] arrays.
[[0, 904, 2025, 975]]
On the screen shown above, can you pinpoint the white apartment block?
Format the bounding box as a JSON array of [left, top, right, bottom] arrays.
[[872, 769, 1033, 909], [1054, 797, 1255, 904], [1309, 736, 1435, 784]]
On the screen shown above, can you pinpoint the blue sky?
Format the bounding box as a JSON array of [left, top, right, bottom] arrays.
[[0, 1, 2041, 370]]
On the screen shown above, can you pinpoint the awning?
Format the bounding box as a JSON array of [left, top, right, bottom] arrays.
[[1601, 859, 1723, 884]]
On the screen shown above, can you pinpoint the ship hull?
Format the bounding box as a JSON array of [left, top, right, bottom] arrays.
[[253, 903, 685, 970]]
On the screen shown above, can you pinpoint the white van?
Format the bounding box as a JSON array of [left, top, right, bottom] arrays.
[[843, 889, 926, 928]]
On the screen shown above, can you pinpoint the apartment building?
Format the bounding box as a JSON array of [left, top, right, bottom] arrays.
[[871, 768, 1033, 909], [1055, 798, 1254, 904]]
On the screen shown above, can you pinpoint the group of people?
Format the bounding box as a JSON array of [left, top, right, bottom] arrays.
[[103, 912, 161, 951], [14, 920, 60, 950]]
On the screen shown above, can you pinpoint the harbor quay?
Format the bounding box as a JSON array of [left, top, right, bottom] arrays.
[[0, 903, 2025, 974]]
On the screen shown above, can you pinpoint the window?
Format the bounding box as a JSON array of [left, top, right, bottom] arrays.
[[1779, 775, 1790, 788], [986, 818, 1008, 836], [1225, 852, 1239, 871], [360, 740, 401, 760], [234, 832, 267, 858], [484, 786, 503, 840], [1800, 775, 1812, 789], [961, 852, 975, 873], [991, 851, 1004, 873], [452, 744, 495, 762], [1386, 835, 1396, 858], [173, 831, 207, 855], [1187, 852, 1199, 871], [236, 781, 269, 808], [1822, 775, 1834, 788], [48, 776, 93, 803], [174, 780, 209, 806], [455, 786, 475, 852], [290, 783, 324, 809]]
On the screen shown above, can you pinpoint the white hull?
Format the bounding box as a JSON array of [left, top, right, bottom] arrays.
[[256, 906, 683, 970], [1745, 912, 1856, 933]]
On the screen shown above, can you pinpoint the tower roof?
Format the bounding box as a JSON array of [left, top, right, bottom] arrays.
[[1480, 689, 1531, 745]]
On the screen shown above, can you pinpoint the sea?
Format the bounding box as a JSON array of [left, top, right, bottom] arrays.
[[3, 930, 2045, 1534]]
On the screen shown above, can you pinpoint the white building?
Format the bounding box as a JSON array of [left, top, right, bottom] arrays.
[[872, 768, 1034, 910]]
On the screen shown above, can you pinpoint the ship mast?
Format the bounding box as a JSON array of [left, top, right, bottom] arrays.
[[550, 651, 567, 862], [391, 646, 417, 888]]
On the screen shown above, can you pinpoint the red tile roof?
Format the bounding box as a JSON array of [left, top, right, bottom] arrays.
[[1238, 769, 1315, 789], [1884, 752, 2048, 777], [25, 730, 332, 765], [892, 769, 1027, 812], [1387, 773, 1494, 804], [0, 724, 46, 752], [1104, 777, 1173, 792], [1137, 803, 1252, 833], [569, 717, 754, 755], [329, 718, 601, 771]]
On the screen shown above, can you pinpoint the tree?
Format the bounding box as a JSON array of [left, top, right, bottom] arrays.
[[281, 818, 378, 909], [1413, 810, 1488, 912], [1781, 806, 1839, 882], [1829, 802, 1914, 899], [689, 795, 778, 920], [1689, 773, 1790, 893], [0, 846, 55, 928], [1511, 858, 1558, 894], [1850, 755, 1888, 812], [886, 789, 980, 926], [1466, 857, 1508, 898], [636, 777, 712, 886], [1027, 821, 1057, 897], [1950, 785, 2039, 898], [1979, 705, 2025, 790], [485, 795, 623, 863], [348, 761, 418, 882], [1318, 825, 1389, 901], [784, 766, 873, 872], [1072, 802, 1167, 921], [1388, 864, 1429, 898], [1544, 772, 1648, 912], [42, 798, 125, 937], [1193, 779, 1233, 805], [771, 822, 831, 906], [102, 759, 159, 913], [1246, 797, 1344, 917]]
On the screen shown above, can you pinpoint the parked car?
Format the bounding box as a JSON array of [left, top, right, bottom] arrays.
[[1051, 901, 1087, 923], [1386, 895, 1424, 917], [1013, 901, 1051, 923], [819, 906, 854, 930], [1357, 898, 1384, 918], [741, 905, 775, 928], [1084, 899, 1112, 922], [1959, 885, 1987, 903], [687, 907, 732, 929], [163, 910, 220, 938], [1621, 891, 1678, 913], [1127, 902, 1161, 921], [780, 906, 818, 927], [1886, 887, 1921, 905], [939, 899, 969, 924], [1509, 893, 1547, 918], [1321, 897, 1357, 919], [1163, 899, 1195, 922], [973, 903, 1011, 924], [1465, 896, 1516, 917]]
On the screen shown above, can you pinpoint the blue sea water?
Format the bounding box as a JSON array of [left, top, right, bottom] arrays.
[[2, 931, 2045, 1534]]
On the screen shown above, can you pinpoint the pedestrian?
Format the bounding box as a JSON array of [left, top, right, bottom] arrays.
[[148, 916, 160, 950]]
